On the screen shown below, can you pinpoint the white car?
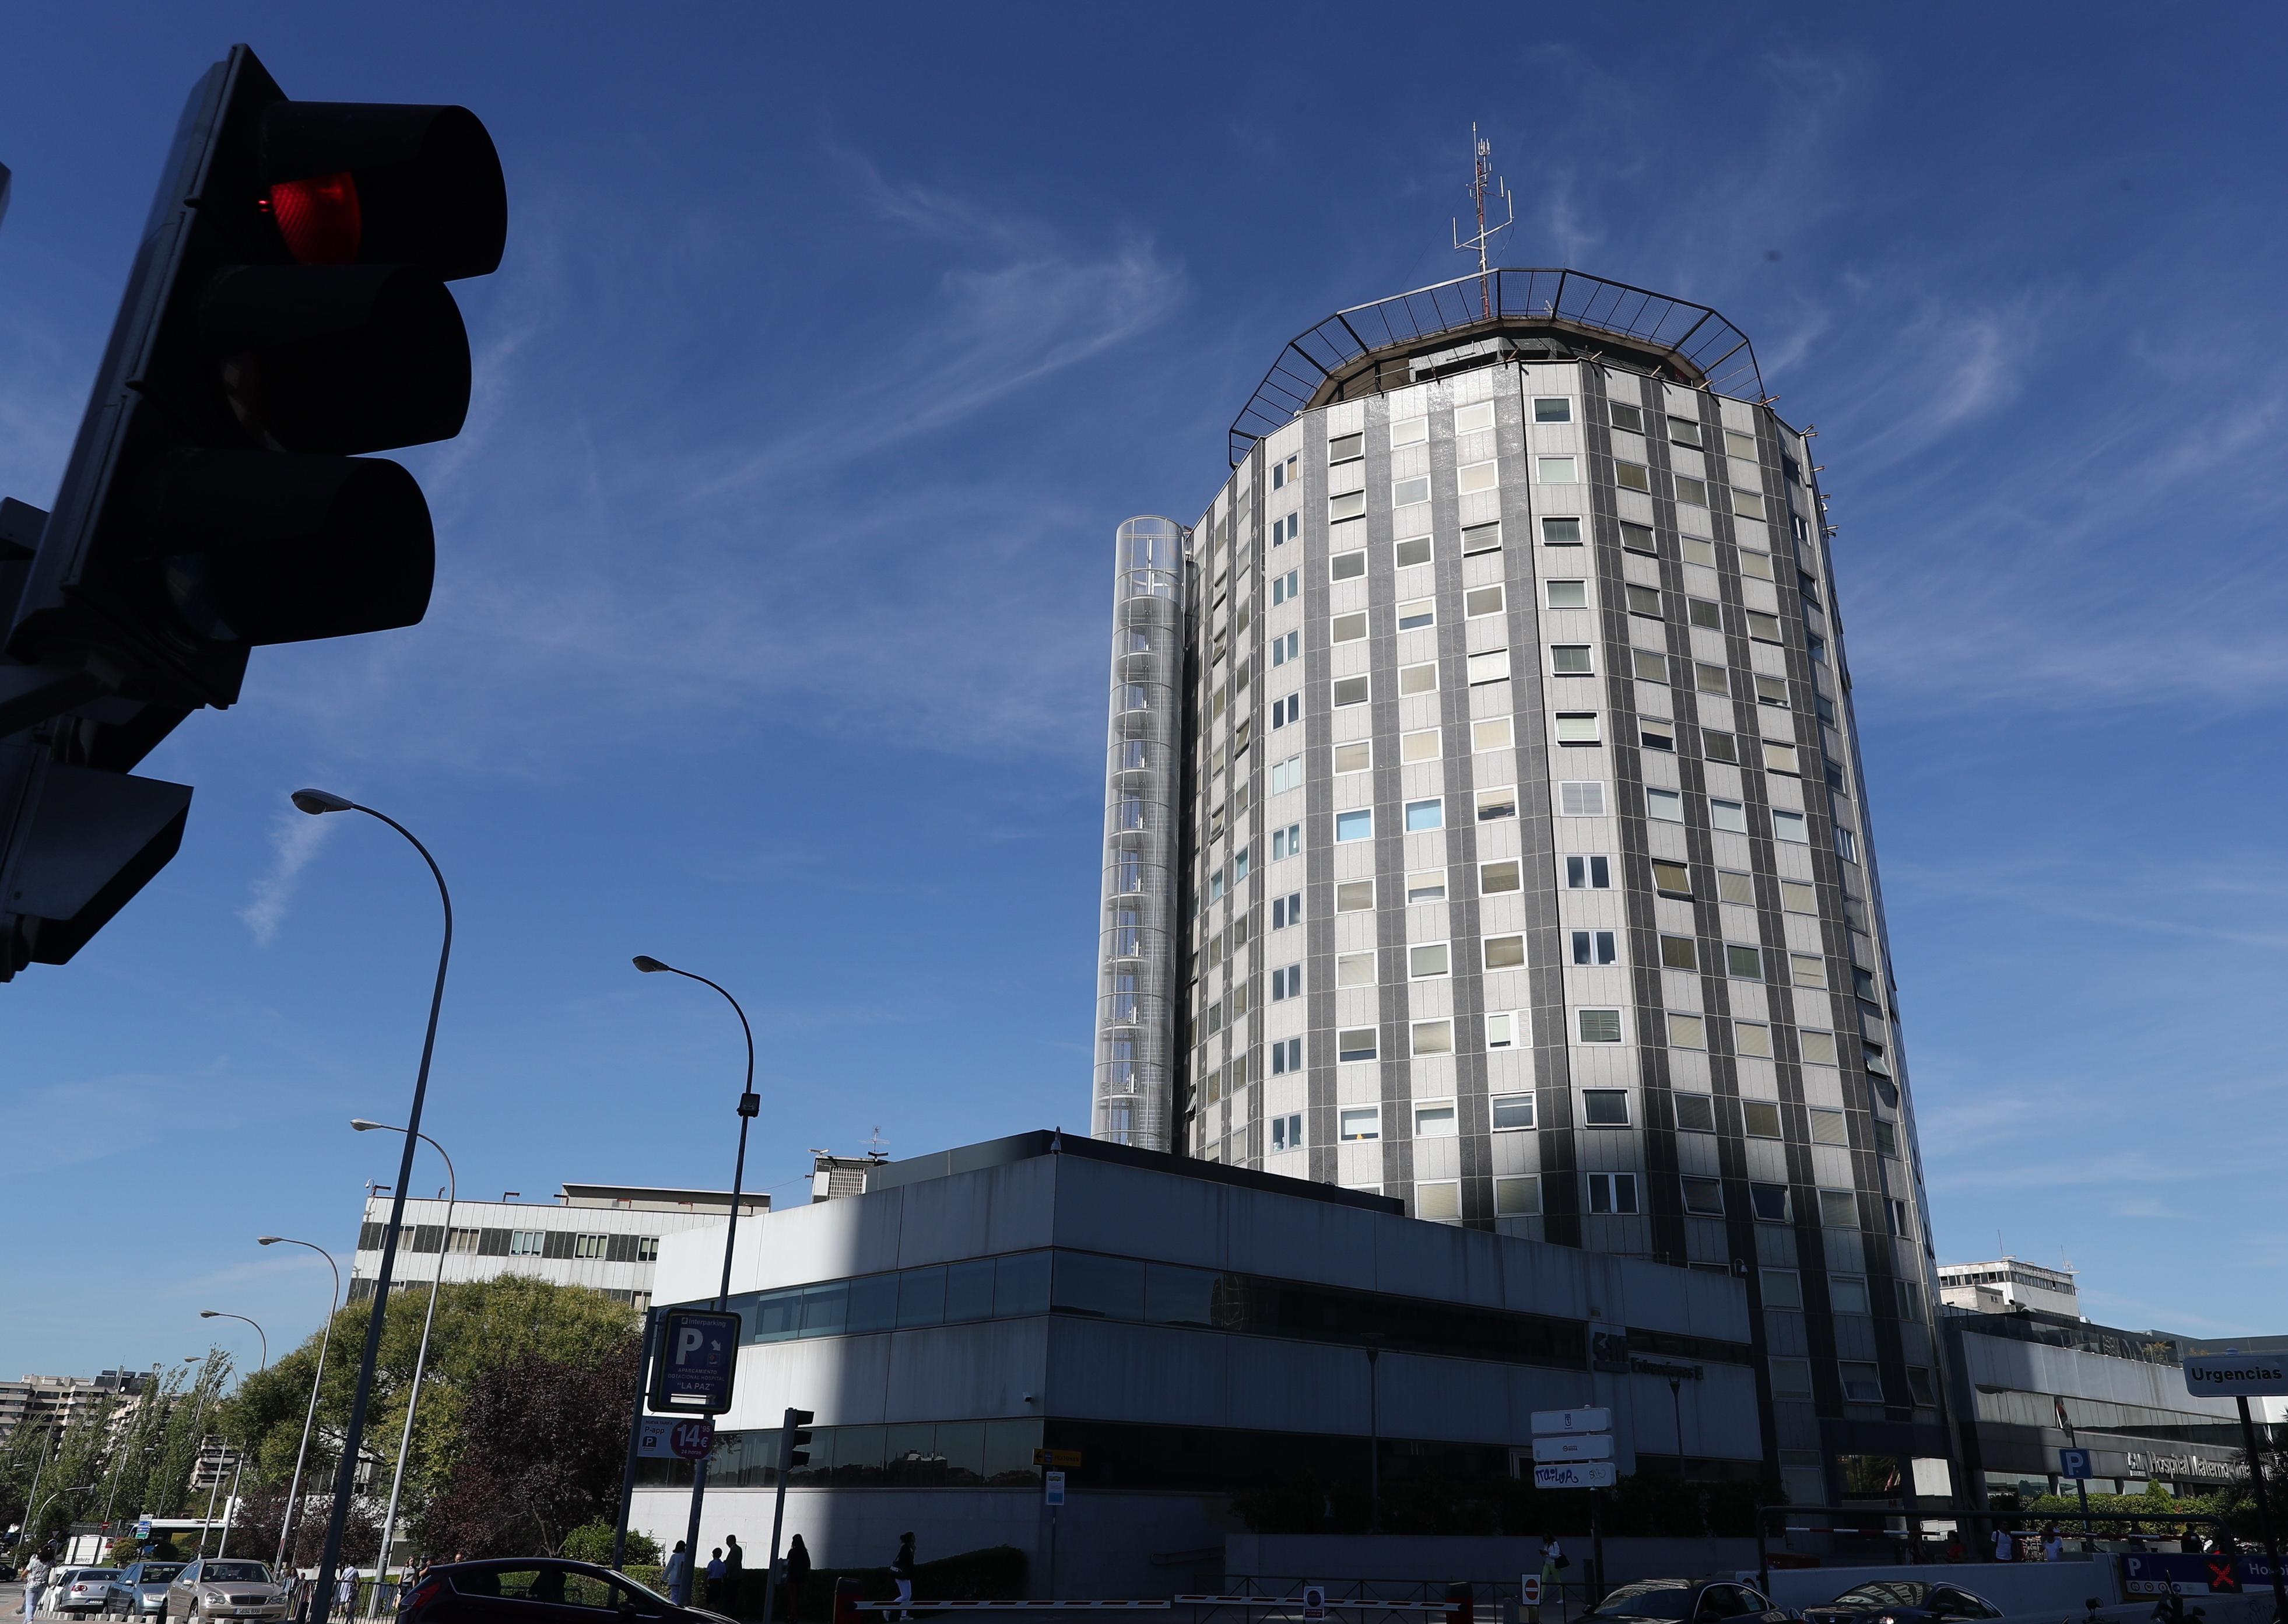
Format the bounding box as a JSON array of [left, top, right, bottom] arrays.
[[51, 1569, 123, 1619]]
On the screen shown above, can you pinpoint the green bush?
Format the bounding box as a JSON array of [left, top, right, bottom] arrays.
[[626, 1566, 664, 1593], [562, 1522, 661, 1567]]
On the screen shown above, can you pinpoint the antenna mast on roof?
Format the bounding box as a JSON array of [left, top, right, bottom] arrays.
[[1452, 124, 1513, 321]]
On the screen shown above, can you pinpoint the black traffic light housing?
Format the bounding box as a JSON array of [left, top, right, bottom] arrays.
[[782, 1408, 815, 1471], [0, 45, 506, 977]]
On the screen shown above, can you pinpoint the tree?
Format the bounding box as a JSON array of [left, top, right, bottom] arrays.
[[225, 1479, 381, 1570], [217, 1278, 637, 1560], [420, 1337, 641, 1559]]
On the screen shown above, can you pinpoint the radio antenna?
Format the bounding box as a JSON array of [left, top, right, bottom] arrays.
[[1452, 124, 1513, 320]]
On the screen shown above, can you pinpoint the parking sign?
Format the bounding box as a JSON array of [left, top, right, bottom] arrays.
[[647, 1307, 742, 1415], [2059, 1447, 2093, 1480]]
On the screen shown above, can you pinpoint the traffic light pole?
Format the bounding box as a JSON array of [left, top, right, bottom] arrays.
[[760, 1410, 810, 1624], [2234, 1397, 2287, 1623]]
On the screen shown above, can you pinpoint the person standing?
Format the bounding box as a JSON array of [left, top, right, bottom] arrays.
[[705, 1551, 725, 1609], [664, 1542, 692, 1608], [336, 1567, 358, 1618], [1991, 1524, 2015, 1562], [722, 1536, 744, 1614], [782, 1537, 811, 1619], [891, 1533, 915, 1622], [2042, 1526, 2065, 1563]]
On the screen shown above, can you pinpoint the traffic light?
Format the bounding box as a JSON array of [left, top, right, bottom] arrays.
[[0, 44, 506, 977], [782, 1408, 815, 1472]]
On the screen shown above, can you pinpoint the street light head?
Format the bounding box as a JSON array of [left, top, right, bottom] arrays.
[[350, 1118, 385, 1132], [290, 787, 355, 816], [631, 955, 671, 974], [201, 1311, 219, 1318], [257, 1236, 282, 1246]]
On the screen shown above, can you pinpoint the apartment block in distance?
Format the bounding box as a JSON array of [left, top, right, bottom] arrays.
[[1092, 265, 1941, 1508], [349, 1182, 763, 1309]]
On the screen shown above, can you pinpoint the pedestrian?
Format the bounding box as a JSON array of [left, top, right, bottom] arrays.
[[706, 1550, 725, 1609], [1537, 1537, 1574, 1624], [23, 1551, 52, 1620], [1945, 1532, 1965, 1564], [665, 1542, 692, 1608], [1991, 1524, 2014, 1562], [783, 1536, 812, 1618], [336, 1566, 357, 1618], [723, 1536, 744, 1614], [892, 1532, 916, 1622], [2043, 1527, 2065, 1563]]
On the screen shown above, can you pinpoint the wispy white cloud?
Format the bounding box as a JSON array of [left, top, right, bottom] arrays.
[[239, 808, 339, 946]]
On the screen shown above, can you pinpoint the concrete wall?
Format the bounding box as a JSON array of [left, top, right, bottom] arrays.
[[1226, 1534, 1760, 1588]]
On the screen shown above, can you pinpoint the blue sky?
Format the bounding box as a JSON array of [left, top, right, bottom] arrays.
[[5, 4, 2285, 1376]]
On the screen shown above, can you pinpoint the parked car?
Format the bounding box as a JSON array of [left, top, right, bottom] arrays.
[[108, 1562, 188, 1619], [395, 1559, 733, 1624], [1587, 1580, 1794, 1624], [164, 1560, 286, 1622], [54, 1569, 124, 1619], [1803, 1583, 2004, 1624]]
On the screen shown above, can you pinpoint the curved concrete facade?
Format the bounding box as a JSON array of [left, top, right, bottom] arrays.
[[1128, 289, 1947, 1506]]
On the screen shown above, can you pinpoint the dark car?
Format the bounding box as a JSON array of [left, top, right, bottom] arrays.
[[396, 1559, 734, 1624], [1588, 1580, 1793, 1624], [1803, 1583, 2004, 1624]]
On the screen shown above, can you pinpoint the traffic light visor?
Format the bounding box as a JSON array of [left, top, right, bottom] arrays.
[[202, 264, 471, 454], [144, 450, 434, 645], [262, 101, 507, 279]]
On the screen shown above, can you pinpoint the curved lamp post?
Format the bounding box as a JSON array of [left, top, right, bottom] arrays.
[[259, 1237, 339, 1575], [631, 956, 759, 1574], [350, 1118, 455, 1595], [197, 1314, 267, 1558], [287, 790, 452, 1624]]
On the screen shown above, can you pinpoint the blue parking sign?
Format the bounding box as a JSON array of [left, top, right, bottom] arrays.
[[647, 1307, 742, 1416], [2059, 1447, 2093, 1480]]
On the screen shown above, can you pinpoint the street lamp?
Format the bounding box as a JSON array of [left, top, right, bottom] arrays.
[[198, 1315, 267, 1558], [286, 790, 453, 1624], [350, 1118, 455, 1595], [258, 1236, 340, 1575], [630, 955, 759, 1573]]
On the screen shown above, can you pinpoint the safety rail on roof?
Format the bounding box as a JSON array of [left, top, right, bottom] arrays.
[[1227, 267, 1762, 466]]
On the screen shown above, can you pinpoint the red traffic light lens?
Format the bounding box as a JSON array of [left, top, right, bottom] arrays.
[[265, 173, 362, 265]]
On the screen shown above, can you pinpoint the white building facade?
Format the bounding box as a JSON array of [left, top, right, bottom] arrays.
[[349, 1182, 760, 1310], [1094, 268, 1943, 1509], [634, 1131, 1761, 1597]]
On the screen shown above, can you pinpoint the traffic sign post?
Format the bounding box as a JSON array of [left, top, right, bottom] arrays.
[[1302, 1586, 1327, 1622], [2059, 1448, 2092, 1480], [2182, 1342, 2288, 1624], [1044, 1471, 1067, 1599], [1518, 1579, 1539, 1611], [1532, 1408, 1620, 1603], [668, 1419, 717, 1461]]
